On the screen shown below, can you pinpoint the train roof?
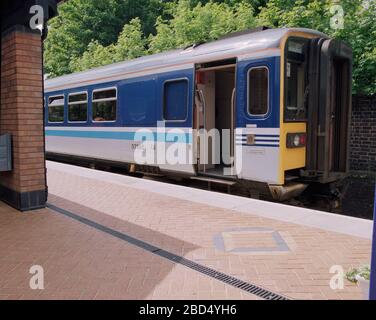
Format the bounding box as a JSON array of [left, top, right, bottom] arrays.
[[45, 27, 327, 92]]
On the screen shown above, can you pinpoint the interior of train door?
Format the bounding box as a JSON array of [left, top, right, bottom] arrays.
[[194, 59, 237, 177]]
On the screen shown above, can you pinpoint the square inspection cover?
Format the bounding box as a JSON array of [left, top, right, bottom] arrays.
[[213, 227, 291, 254]]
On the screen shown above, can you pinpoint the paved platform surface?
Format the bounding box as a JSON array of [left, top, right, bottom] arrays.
[[0, 161, 373, 300]]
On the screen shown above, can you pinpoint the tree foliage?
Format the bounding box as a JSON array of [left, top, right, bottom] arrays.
[[44, 0, 376, 95], [148, 0, 257, 53], [70, 18, 147, 72], [68, 0, 258, 72], [44, 0, 163, 77]]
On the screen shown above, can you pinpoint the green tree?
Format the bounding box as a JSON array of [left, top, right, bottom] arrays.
[[70, 18, 147, 72], [44, 0, 163, 77], [188, 0, 267, 12], [338, 0, 376, 95], [69, 41, 116, 72], [114, 18, 147, 61], [149, 0, 258, 53]]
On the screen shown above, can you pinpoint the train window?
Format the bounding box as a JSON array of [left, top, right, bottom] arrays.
[[248, 67, 269, 116], [163, 79, 188, 121], [92, 88, 117, 122], [68, 92, 88, 122], [48, 95, 65, 123], [285, 38, 309, 122]]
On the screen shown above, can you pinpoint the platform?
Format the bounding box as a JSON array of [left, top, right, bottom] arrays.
[[0, 161, 373, 300]]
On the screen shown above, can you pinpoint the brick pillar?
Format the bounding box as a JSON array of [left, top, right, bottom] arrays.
[[0, 25, 47, 211]]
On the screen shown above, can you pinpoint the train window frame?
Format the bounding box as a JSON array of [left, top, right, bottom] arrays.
[[91, 87, 118, 123], [68, 91, 88, 123], [48, 94, 65, 123], [162, 78, 189, 123], [283, 36, 310, 123], [247, 66, 270, 117]]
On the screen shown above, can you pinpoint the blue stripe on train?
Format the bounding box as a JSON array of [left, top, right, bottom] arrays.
[[45, 130, 193, 144], [236, 144, 280, 148], [253, 139, 280, 143], [237, 134, 280, 138]]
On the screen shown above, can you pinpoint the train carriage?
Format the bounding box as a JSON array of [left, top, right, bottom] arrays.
[[44, 27, 352, 203]]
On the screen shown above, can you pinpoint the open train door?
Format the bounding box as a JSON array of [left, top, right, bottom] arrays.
[[304, 38, 352, 189], [194, 59, 237, 177]]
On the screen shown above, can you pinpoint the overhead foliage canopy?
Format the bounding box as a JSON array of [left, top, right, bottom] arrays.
[[44, 0, 376, 95], [44, 0, 162, 76], [148, 0, 258, 53], [69, 18, 147, 72]]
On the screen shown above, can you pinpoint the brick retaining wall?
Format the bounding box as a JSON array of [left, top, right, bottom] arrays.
[[350, 95, 376, 173]]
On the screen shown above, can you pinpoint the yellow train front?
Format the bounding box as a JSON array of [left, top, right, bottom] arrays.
[[44, 27, 352, 206]]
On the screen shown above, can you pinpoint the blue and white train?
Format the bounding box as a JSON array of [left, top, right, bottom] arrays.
[[44, 27, 353, 202]]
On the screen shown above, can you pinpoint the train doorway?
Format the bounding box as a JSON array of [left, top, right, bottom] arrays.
[[194, 59, 236, 177], [304, 38, 352, 184]]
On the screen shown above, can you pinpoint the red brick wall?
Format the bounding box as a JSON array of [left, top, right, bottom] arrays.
[[350, 95, 376, 173], [0, 28, 46, 210]]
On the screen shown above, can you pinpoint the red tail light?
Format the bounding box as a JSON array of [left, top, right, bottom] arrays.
[[299, 134, 306, 146], [287, 133, 306, 148]]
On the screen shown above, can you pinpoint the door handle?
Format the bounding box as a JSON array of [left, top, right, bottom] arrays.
[[196, 89, 206, 129], [231, 88, 235, 128]]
